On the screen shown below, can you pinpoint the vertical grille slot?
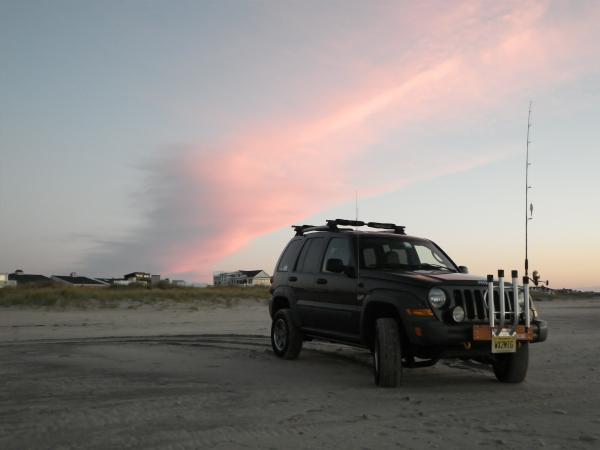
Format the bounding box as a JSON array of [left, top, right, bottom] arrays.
[[506, 291, 514, 313], [453, 289, 464, 311], [474, 289, 486, 320], [463, 290, 475, 320], [493, 292, 501, 313]]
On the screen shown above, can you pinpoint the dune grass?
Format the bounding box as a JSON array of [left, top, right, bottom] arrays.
[[531, 290, 600, 302], [0, 285, 271, 309], [4, 284, 594, 309]]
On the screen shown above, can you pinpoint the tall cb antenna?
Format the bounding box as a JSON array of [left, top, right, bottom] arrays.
[[525, 101, 533, 278], [355, 191, 360, 284]]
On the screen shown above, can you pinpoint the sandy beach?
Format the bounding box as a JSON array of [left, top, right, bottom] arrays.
[[0, 301, 270, 342], [1, 298, 599, 449]]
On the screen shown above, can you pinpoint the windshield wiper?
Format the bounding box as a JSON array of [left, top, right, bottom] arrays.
[[412, 263, 455, 272]]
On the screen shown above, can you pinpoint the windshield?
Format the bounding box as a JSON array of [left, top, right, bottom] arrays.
[[358, 236, 457, 272]]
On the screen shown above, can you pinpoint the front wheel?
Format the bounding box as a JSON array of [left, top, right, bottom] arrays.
[[493, 342, 529, 383], [373, 318, 402, 387], [271, 309, 303, 359]]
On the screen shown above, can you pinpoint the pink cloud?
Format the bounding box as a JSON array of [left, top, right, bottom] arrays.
[[108, 1, 600, 280]]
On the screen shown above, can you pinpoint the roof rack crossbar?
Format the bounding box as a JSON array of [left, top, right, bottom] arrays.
[[367, 221, 406, 235], [327, 219, 365, 227], [293, 224, 330, 235], [293, 219, 406, 235]]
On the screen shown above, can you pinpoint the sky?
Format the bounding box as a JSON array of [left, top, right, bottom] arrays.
[[1, 0, 599, 289]]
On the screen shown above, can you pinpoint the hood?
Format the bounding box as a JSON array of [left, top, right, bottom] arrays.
[[365, 270, 488, 286]]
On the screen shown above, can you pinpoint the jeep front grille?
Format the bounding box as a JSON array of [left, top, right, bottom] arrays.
[[452, 288, 516, 323]]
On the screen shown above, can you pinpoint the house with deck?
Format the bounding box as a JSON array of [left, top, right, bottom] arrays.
[[213, 270, 271, 287]]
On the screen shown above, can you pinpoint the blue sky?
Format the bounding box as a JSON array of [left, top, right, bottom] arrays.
[[1, 1, 599, 288]]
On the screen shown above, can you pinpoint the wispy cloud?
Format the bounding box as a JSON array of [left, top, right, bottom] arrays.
[[83, 0, 600, 280]]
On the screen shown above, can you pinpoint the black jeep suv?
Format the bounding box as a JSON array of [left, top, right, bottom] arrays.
[[269, 219, 548, 387]]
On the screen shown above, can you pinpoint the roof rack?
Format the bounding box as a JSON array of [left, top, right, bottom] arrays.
[[292, 219, 405, 235], [366, 221, 406, 235], [292, 224, 318, 235]]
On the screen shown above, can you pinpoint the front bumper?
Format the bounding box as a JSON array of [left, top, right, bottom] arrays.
[[404, 317, 548, 352], [403, 274, 547, 359]]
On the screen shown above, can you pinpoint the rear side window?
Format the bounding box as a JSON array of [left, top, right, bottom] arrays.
[[322, 237, 352, 272], [296, 238, 326, 273], [277, 239, 303, 272]]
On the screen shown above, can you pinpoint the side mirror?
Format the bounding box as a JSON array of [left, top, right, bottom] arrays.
[[325, 258, 344, 273], [458, 266, 469, 274]]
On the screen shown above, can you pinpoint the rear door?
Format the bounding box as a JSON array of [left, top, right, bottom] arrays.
[[294, 236, 327, 329], [273, 238, 304, 307]]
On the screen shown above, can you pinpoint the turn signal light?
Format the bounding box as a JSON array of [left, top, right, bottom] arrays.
[[406, 308, 434, 317]]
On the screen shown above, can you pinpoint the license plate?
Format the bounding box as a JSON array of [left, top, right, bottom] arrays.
[[492, 333, 517, 353]]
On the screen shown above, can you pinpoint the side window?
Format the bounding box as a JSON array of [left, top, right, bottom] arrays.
[[297, 238, 325, 273], [295, 240, 312, 272], [362, 247, 377, 268], [387, 248, 408, 265], [322, 237, 352, 272], [277, 239, 303, 272]]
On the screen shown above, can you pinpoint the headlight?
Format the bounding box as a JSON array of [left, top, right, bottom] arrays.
[[428, 288, 447, 308], [452, 306, 465, 323]]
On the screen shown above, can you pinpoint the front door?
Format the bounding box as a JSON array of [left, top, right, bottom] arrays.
[[315, 236, 361, 340]]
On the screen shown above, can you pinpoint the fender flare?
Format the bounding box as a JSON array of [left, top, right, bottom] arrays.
[[360, 289, 426, 346]]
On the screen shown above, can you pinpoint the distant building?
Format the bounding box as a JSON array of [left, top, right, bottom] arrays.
[[0, 273, 11, 288], [124, 272, 151, 285], [213, 270, 271, 286], [51, 273, 108, 287], [96, 277, 130, 286], [213, 271, 240, 286], [151, 274, 161, 286], [171, 280, 186, 287], [8, 271, 52, 286], [531, 285, 554, 294], [240, 270, 271, 286]]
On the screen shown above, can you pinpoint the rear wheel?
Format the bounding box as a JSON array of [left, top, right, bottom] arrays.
[[373, 318, 402, 387], [493, 342, 529, 383], [271, 309, 303, 359]]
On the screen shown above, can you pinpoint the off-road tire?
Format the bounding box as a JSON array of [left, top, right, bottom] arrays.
[[493, 342, 529, 383], [271, 309, 303, 360], [373, 318, 402, 387]]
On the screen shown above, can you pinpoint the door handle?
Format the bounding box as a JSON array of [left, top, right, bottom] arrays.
[[316, 278, 327, 285], [288, 276, 297, 282]]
